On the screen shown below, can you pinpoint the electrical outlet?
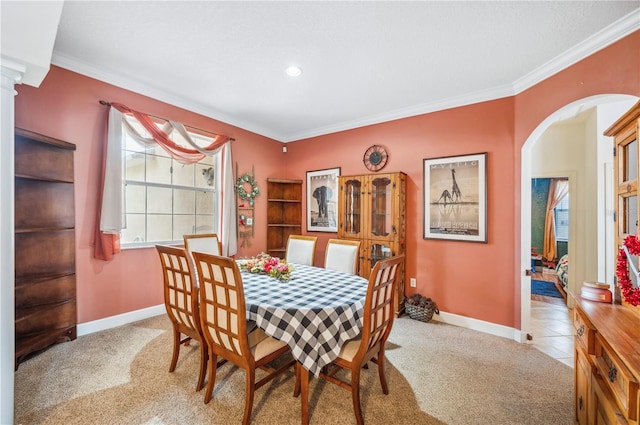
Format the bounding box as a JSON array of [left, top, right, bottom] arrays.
[[410, 278, 417, 287]]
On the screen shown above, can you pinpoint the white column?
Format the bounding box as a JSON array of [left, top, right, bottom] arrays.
[[0, 63, 23, 425]]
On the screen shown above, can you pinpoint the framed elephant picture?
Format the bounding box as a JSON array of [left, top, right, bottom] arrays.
[[423, 152, 487, 242], [306, 167, 340, 232]]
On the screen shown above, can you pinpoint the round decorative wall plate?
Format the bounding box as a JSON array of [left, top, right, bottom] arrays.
[[363, 145, 388, 172]]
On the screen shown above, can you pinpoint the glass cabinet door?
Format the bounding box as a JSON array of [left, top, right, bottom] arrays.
[[369, 176, 393, 239], [369, 242, 393, 269], [341, 178, 363, 238], [617, 136, 638, 241]]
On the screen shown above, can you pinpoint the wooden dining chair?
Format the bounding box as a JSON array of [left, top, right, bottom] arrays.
[[184, 233, 222, 257], [324, 239, 361, 274], [184, 233, 223, 285], [192, 252, 295, 424], [155, 244, 208, 392], [313, 255, 404, 425], [285, 235, 318, 265]]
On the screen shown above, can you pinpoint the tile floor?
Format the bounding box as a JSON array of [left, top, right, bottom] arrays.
[[530, 297, 574, 368]]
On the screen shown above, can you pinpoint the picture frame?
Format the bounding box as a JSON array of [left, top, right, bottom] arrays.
[[307, 167, 340, 232], [423, 152, 487, 242]]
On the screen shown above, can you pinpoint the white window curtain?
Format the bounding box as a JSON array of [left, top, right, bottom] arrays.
[[99, 105, 237, 256]]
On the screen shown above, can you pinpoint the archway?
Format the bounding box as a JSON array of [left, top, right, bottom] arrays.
[[519, 94, 638, 342]]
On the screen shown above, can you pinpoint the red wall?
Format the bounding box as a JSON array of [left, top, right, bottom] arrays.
[[286, 98, 516, 325], [287, 30, 639, 328], [15, 30, 640, 328], [15, 66, 283, 323], [511, 30, 640, 326]]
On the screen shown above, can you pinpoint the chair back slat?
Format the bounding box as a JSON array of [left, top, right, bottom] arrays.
[[361, 256, 404, 353], [156, 245, 201, 333], [193, 252, 250, 366]]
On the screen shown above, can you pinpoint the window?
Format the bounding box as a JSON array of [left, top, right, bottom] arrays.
[[121, 117, 219, 247], [554, 194, 569, 242]]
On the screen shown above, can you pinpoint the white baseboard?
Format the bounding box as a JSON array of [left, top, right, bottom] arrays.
[[78, 304, 525, 344], [430, 310, 523, 342], [77, 304, 165, 337]]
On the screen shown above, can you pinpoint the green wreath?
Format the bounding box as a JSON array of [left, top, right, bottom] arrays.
[[235, 173, 260, 200]]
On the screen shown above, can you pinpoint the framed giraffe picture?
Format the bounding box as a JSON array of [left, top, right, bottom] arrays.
[[423, 152, 487, 242]]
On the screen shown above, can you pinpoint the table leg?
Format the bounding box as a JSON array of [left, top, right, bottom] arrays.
[[300, 363, 309, 425]]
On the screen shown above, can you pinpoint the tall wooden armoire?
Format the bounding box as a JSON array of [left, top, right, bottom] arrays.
[[14, 128, 77, 368]]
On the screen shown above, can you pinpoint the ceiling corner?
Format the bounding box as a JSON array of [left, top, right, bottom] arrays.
[[1, 1, 64, 87]]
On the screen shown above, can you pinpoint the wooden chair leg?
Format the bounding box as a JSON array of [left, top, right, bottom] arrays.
[[377, 351, 389, 395], [196, 343, 207, 391], [169, 327, 180, 372], [242, 368, 256, 425], [351, 366, 364, 425], [203, 353, 217, 404]]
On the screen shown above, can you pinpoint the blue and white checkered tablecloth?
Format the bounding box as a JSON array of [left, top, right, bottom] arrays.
[[241, 263, 368, 377]]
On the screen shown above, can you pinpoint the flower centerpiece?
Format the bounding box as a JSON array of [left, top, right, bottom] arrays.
[[240, 253, 295, 281]]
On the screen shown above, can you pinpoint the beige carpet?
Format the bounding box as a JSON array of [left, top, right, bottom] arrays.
[[14, 315, 574, 424]]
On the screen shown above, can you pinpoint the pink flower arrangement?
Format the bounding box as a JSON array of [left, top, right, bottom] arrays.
[[240, 253, 295, 281]]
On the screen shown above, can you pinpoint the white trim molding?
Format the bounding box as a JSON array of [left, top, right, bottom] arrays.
[[430, 309, 522, 342], [0, 64, 22, 425], [77, 305, 165, 337]]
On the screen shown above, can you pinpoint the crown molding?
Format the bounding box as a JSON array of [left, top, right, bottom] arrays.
[[286, 9, 640, 142], [52, 9, 639, 143], [0, 57, 26, 85], [51, 52, 284, 141], [281, 83, 516, 142], [512, 9, 640, 93]]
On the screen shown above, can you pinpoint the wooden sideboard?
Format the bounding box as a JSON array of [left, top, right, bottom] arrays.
[[572, 294, 640, 424]]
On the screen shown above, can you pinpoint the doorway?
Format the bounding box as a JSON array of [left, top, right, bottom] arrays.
[[531, 177, 569, 301], [520, 94, 639, 347], [529, 177, 573, 365]]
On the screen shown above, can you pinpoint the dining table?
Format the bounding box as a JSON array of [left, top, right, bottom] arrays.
[[240, 261, 369, 425]]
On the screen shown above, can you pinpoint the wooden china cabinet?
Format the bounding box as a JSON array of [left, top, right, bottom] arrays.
[[571, 100, 640, 425], [337, 172, 406, 315]]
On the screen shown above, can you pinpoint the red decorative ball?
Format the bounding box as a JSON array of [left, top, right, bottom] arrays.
[[615, 235, 640, 306]]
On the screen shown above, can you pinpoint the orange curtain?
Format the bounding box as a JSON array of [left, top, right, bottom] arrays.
[[542, 178, 569, 261], [111, 103, 229, 164]]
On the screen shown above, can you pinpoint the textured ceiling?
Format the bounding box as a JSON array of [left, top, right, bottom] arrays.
[[52, 1, 640, 142]]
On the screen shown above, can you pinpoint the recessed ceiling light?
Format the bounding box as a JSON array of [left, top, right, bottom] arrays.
[[285, 65, 303, 77]]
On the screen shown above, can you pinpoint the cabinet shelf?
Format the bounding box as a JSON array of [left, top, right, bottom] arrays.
[[15, 298, 76, 321], [15, 226, 74, 234], [267, 179, 302, 258], [15, 271, 75, 286], [15, 174, 74, 184], [267, 198, 301, 203]]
